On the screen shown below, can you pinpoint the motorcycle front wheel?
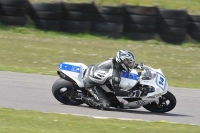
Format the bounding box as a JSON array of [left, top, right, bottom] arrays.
[[52, 78, 83, 105], [143, 91, 176, 113]]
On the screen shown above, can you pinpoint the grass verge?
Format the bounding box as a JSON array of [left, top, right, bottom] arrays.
[[0, 23, 200, 88], [0, 108, 200, 133]]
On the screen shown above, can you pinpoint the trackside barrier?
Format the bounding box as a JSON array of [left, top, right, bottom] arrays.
[[0, 0, 199, 44], [0, 0, 28, 26]]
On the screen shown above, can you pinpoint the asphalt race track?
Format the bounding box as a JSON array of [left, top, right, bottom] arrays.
[[0, 71, 200, 125]]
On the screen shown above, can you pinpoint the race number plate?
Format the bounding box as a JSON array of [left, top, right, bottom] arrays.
[[156, 73, 166, 90]]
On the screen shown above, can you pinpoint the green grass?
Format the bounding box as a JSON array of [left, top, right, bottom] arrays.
[[0, 1, 199, 132], [0, 23, 200, 88], [0, 1, 200, 131], [0, 108, 200, 133], [29, 0, 200, 15]]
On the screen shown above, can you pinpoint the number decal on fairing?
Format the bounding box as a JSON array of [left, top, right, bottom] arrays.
[[159, 77, 164, 86], [156, 73, 166, 90]]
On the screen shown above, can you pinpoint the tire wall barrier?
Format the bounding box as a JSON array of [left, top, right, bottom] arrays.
[[62, 3, 96, 33], [124, 5, 157, 40], [92, 5, 124, 38], [187, 15, 200, 41], [0, 0, 28, 26], [157, 9, 187, 44], [0, 1, 200, 44], [27, 2, 62, 31]]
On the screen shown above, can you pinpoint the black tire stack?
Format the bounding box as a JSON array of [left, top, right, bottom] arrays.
[[62, 3, 96, 33], [157, 9, 188, 44], [92, 5, 124, 38], [0, 0, 28, 26], [187, 15, 200, 42], [124, 5, 157, 40], [27, 2, 62, 31]]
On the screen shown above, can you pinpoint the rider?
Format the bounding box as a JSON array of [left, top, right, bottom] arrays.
[[81, 50, 142, 110]]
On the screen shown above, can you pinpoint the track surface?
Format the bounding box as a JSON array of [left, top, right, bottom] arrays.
[[0, 71, 200, 125]]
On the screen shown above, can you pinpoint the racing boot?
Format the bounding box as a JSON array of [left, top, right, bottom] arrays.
[[81, 87, 109, 110], [81, 95, 102, 108]]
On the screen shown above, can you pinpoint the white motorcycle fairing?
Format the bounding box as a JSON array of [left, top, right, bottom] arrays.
[[116, 65, 168, 108], [139, 66, 168, 97], [120, 69, 139, 91], [58, 62, 169, 108], [58, 62, 139, 89], [58, 62, 88, 87]]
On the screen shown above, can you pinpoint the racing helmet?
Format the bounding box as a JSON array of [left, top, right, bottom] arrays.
[[115, 50, 135, 73]]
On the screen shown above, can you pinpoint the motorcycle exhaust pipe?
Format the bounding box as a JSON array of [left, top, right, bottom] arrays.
[[123, 101, 141, 109], [117, 97, 157, 109]]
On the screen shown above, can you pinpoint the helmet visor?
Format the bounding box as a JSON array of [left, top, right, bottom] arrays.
[[124, 59, 135, 69]]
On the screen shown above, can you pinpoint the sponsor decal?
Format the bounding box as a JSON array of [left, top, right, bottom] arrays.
[[58, 63, 80, 73], [121, 71, 138, 80], [136, 100, 153, 105]]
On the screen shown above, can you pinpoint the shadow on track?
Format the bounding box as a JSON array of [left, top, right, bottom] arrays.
[[62, 104, 191, 118], [107, 108, 191, 117]]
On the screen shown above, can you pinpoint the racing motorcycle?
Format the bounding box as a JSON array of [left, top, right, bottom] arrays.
[[52, 62, 176, 113]]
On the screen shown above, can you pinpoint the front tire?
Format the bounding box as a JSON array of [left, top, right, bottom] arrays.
[[143, 91, 176, 113], [52, 78, 83, 105]]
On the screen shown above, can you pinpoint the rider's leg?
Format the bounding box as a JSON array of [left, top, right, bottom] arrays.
[[93, 86, 110, 109], [81, 66, 110, 109], [81, 86, 110, 110]]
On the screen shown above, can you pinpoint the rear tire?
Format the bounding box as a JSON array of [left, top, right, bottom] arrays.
[[143, 91, 176, 113], [52, 78, 83, 105]]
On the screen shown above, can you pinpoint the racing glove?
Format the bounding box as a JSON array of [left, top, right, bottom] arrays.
[[134, 62, 144, 70]]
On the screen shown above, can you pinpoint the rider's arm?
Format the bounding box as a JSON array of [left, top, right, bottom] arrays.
[[111, 78, 130, 96], [110, 69, 130, 96], [134, 62, 144, 70]]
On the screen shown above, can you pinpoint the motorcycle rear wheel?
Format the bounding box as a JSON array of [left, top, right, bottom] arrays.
[[143, 91, 176, 113], [52, 78, 83, 105]]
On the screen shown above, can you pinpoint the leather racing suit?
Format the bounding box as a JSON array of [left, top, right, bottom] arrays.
[[81, 57, 132, 109]]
